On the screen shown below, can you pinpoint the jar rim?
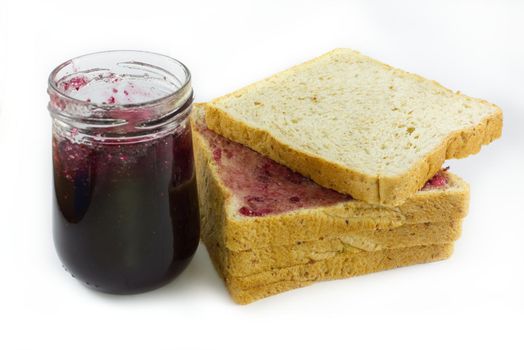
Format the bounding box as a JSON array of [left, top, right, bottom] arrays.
[[48, 50, 192, 110]]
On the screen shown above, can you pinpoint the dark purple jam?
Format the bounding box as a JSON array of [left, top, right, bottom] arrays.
[[52, 125, 199, 294]]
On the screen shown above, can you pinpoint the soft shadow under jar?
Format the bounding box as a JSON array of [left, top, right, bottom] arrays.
[[48, 51, 199, 294]]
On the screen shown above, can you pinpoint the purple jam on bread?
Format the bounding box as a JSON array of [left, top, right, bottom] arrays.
[[195, 119, 449, 217], [421, 167, 449, 191]]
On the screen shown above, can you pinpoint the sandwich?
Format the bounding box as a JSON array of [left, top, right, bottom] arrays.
[[193, 49, 501, 304], [192, 105, 468, 304]]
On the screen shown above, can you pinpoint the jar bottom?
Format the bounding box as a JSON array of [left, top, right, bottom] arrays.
[[59, 254, 197, 295], [52, 172, 200, 295]]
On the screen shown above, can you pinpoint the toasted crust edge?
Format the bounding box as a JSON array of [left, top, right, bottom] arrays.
[[378, 107, 502, 205], [209, 243, 454, 304], [218, 220, 462, 277]]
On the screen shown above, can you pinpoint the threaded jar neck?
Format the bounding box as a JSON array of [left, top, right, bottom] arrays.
[[48, 50, 193, 144]]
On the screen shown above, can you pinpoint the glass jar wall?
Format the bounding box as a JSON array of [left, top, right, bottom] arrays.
[[48, 51, 200, 294]]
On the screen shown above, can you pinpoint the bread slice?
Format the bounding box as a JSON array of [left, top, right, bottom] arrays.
[[211, 243, 454, 304], [191, 105, 470, 251], [204, 220, 461, 277], [204, 48, 502, 205]]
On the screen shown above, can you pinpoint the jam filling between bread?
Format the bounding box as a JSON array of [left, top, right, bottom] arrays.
[[196, 120, 449, 217], [421, 167, 449, 191]]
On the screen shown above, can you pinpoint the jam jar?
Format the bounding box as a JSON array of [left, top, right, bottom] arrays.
[[48, 51, 200, 294]]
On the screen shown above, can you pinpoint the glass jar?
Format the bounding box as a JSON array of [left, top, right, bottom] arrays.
[[48, 51, 200, 294]]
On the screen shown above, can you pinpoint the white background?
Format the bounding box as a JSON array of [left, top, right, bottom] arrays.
[[1, 1, 523, 349]]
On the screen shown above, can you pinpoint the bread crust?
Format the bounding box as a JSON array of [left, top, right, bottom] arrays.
[[209, 244, 453, 304], [379, 106, 502, 205], [205, 48, 502, 205], [204, 221, 461, 277]]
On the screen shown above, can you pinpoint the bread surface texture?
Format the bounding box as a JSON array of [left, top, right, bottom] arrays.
[[205, 48, 502, 205]]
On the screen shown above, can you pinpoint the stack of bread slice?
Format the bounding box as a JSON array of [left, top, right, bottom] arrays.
[[192, 49, 502, 304]]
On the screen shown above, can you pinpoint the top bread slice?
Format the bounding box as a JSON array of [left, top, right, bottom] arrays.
[[204, 48, 502, 205], [191, 105, 470, 251]]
